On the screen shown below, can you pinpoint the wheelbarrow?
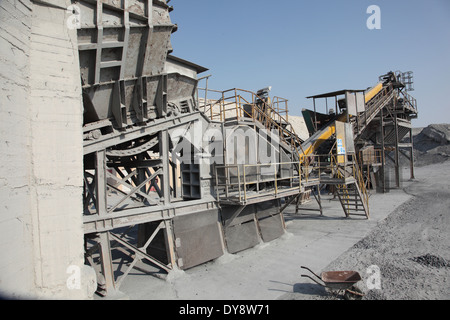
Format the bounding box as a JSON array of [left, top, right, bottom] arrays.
[[300, 266, 364, 299]]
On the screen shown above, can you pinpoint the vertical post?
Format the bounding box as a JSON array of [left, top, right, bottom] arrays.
[[119, 0, 130, 79], [220, 92, 224, 122], [215, 166, 220, 201], [313, 98, 317, 132], [317, 184, 322, 215], [355, 93, 360, 133], [98, 232, 116, 294], [237, 166, 242, 203], [335, 96, 338, 113], [225, 166, 229, 199], [243, 165, 247, 202], [137, 153, 147, 196], [409, 127, 415, 179], [95, 150, 107, 216], [204, 76, 209, 115], [286, 99, 289, 123], [274, 163, 278, 197], [394, 100, 400, 188], [95, 150, 116, 294], [346, 94, 350, 124], [161, 130, 170, 205], [235, 89, 240, 121], [256, 164, 260, 192], [163, 220, 178, 270], [380, 108, 386, 193], [95, 1, 103, 84]]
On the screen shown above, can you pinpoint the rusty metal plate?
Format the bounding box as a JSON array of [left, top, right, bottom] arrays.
[[173, 209, 224, 270], [221, 204, 256, 227], [257, 213, 285, 243], [224, 220, 260, 254], [256, 200, 285, 242]]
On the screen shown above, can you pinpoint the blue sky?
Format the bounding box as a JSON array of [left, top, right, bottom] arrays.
[[169, 0, 450, 127]]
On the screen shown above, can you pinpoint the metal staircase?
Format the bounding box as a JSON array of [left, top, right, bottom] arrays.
[[335, 180, 369, 218], [323, 154, 370, 219], [353, 84, 395, 140]]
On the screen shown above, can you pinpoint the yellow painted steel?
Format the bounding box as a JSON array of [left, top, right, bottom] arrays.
[[300, 114, 347, 158], [300, 82, 382, 159], [301, 125, 335, 158], [365, 83, 383, 103]]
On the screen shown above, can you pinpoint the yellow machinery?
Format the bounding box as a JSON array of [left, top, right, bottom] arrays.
[[299, 82, 384, 159]]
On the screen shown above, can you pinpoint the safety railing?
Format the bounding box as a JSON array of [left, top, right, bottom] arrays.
[[214, 152, 369, 215], [214, 154, 350, 204], [352, 156, 369, 210], [399, 90, 418, 114], [358, 148, 383, 166], [330, 153, 369, 214], [354, 84, 394, 136], [215, 161, 304, 204], [271, 96, 289, 123], [198, 88, 305, 158], [357, 147, 383, 192]]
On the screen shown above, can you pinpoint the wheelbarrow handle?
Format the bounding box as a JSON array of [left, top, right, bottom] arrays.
[[300, 275, 327, 287], [300, 266, 322, 281]]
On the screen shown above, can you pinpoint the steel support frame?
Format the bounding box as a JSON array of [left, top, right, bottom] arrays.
[[375, 90, 415, 193], [83, 126, 183, 296], [294, 184, 322, 216], [85, 220, 176, 296]]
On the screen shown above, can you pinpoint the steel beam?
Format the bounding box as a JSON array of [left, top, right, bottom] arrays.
[[83, 198, 218, 234], [83, 112, 202, 155]]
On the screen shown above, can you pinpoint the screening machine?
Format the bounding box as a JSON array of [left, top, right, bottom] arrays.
[[79, 0, 305, 296]]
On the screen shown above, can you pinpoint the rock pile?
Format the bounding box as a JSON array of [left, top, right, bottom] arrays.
[[410, 254, 450, 268], [422, 124, 450, 144], [413, 124, 450, 167]]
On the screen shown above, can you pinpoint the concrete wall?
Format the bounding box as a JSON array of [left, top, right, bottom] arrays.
[[0, 0, 35, 299], [0, 0, 95, 299]]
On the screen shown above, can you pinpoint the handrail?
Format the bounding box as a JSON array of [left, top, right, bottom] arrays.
[[214, 153, 369, 218], [353, 84, 395, 137], [203, 88, 369, 213], [198, 88, 306, 158], [214, 161, 304, 203], [329, 153, 369, 215], [272, 96, 289, 122], [399, 90, 418, 113]]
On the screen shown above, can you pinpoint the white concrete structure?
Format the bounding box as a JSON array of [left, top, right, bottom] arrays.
[[0, 0, 95, 299]]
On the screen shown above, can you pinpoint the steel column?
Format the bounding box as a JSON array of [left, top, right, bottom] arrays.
[[380, 108, 386, 193], [161, 130, 171, 205]]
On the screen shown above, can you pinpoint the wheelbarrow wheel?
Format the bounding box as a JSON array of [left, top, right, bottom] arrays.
[[344, 286, 364, 300]]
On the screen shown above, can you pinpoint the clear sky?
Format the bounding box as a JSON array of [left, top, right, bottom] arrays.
[[169, 0, 450, 127]]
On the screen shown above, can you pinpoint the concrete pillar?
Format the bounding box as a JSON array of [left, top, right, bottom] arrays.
[[0, 0, 35, 299], [0, 0, 96, 299]]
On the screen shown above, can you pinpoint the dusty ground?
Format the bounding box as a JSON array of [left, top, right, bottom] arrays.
[[281, 160, 450, 300], [283, 125, 450, 300]]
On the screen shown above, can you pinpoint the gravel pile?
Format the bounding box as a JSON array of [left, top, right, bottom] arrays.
[[305, 159, 450, 300], [413, 124, 450, 167], [410, 254, 450, 268]]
